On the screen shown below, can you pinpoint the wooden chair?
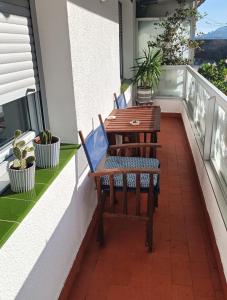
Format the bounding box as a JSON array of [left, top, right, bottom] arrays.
[[79, 115, 161, 251], [114, 92, 154, 109], [114, 92, 128, 109]]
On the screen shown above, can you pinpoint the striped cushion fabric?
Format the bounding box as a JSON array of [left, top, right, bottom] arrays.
[[101, 156, 159, 189]]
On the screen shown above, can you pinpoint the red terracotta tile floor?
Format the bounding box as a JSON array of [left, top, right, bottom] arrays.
[[67, 116, 225, 300]]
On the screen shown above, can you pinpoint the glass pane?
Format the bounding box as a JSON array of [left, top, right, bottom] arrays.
[[186, 71, 196, 118], [193, 84, 210, 144], [154, 68, 184, 98], [0, 97, 31, 148], [138, 20, 163, 57], [212, 106, 227, 186]]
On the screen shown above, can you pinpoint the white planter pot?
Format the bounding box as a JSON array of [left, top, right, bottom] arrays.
[[35, 136, 60, 168], [137, 87, 153, 104], [8, 162, 35, 193]]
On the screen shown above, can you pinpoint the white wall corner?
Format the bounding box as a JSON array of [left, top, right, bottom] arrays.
[[122, 0, 136, 79], [34, 0, 78, 143], [66, 0, 121, 138]]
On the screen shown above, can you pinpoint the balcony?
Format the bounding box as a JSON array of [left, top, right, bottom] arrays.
[[57, 65, 227, 300], [67, 115, 225, 300], [0, 1, 227, 299]]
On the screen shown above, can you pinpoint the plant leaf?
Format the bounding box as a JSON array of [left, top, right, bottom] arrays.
[[15, 141, 26, 148], [14, 130, 22, 139]]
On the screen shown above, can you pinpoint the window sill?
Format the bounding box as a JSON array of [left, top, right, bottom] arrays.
[[0, 144, 79, 248]]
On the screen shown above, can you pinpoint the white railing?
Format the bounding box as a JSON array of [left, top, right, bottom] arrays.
[[156, 64, 227, 198]]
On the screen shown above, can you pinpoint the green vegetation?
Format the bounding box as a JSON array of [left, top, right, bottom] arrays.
[[148, 2, 203, 65], [131, 47, 162, 89], [198, 60, 227, 95], [39, 130, 53, 144], [12, 130, 35, 170], [121, 79, 132, 93]]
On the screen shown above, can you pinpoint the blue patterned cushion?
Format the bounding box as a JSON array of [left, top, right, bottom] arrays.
[[101, 156, 159, 189]]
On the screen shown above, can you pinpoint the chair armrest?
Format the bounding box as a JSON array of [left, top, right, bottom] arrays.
[[89, 167, 160, 177], [109, 143, 161, 150]]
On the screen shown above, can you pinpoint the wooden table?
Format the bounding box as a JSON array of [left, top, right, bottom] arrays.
[[104, 106, 161, 155], [105, 105, 160, 133]]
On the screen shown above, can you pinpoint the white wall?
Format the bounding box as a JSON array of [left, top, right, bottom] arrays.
[[67, 0, 121, 139], [67, 0, 135, 175], [153, 98, 183, 113], [34, 0, 78, 143], [0, 156, 97, 300]]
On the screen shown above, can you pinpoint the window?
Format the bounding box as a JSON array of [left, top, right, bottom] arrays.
[[0, 97, 31, 148], [118, 1, 124, 80], [0, 0, 44, 192]]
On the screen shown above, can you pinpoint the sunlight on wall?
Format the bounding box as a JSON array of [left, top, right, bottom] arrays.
[[213, 107, 227, 184]]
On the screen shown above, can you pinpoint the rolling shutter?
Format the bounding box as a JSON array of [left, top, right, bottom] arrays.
[[0, 0, 39, 106]]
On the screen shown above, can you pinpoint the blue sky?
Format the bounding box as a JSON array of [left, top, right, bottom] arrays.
[[197, 0, 227, 34]]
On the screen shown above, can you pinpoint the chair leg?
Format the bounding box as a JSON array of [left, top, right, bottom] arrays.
[[151, 133, 157, 157], [146, 190, 154, 252], [154, 191, 158, 208], [97, 190, 105, 246]]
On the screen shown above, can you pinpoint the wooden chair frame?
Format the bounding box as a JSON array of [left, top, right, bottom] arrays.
[[114, 92, 155, 109], [79, 116, 161, 251]]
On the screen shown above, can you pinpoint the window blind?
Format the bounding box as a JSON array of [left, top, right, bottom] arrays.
[[0, 0, 39, 106]]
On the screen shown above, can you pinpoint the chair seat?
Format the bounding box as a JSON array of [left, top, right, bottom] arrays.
[[101, 156, 160, 189]]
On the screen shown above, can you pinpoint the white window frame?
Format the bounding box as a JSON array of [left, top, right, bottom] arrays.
[[0, 0, 47, 193], [0, 93, 43, 193]]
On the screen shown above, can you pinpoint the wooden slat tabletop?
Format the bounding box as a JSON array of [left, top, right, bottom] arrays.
[[104, 106, 161, 133]]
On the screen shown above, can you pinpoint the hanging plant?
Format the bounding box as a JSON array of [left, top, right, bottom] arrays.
[[148, 1, 204, 65]]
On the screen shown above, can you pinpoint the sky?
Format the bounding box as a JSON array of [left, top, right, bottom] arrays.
[[197, 0, 227, 34]]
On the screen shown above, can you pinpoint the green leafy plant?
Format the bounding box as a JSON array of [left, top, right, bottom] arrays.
[[38, 130, 53, 144], [148, 2, 204, 65], [131, 46, 162, 89], [11, 130, 35, 170], [198, 60, 227, 95]]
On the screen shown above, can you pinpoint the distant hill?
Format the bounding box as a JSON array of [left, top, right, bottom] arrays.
[[196, 26, 227, 40], [195, 39, 227, 64]]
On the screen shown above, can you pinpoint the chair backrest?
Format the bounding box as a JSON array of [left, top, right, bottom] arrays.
[[79, 120, 109, 172], [114, 92, 127, 109]]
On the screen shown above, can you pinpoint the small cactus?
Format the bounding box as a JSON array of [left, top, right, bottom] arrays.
[[11, 130, 35, 170], [46, 130, 52, 144], [38, 130, 53, 144]]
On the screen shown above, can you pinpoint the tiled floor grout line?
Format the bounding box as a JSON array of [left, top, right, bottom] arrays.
[[66, 118, 224, 300]]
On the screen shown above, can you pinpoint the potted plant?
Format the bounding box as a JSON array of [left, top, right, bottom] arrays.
[[8, 130, 35, 193], [132, 46, 162, 103], [34, 130, 60, 168]]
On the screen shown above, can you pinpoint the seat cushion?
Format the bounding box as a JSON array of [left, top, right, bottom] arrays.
[[101, 156, 159, 189]]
